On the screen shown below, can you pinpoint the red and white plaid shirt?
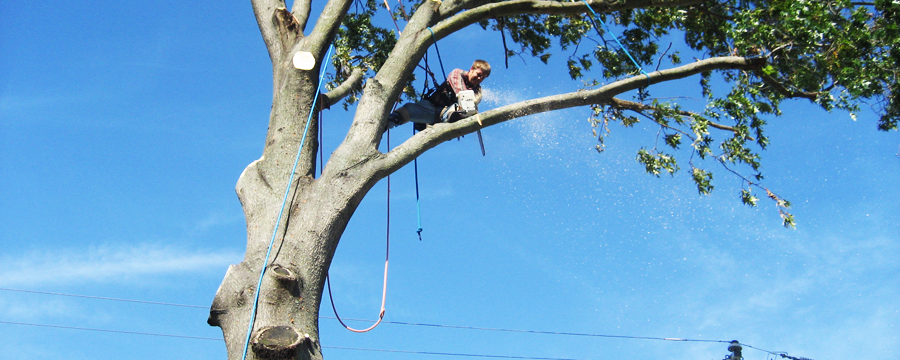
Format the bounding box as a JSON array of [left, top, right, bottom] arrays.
[[447, 68, 483, 103]]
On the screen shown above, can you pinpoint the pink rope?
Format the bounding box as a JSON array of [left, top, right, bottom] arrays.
[[326, 126, 391, 333]]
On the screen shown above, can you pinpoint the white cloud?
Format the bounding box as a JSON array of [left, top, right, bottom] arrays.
[[0, 243, 242, 287]]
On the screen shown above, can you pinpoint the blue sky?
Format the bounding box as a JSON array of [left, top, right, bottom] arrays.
[[1, 1, 898, 360]]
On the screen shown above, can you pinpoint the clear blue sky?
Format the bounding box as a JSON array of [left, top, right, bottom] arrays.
[[1, 1, 897, 360]]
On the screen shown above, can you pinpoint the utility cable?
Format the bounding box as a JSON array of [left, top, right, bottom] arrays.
[[325, 345, 584, 360], [0, 320, 221, 341], [742, 343, 815, 360], [0, 320, 583, 360], [0, 287, 206, 309], [2, 319, 816, 360], [321, 316, 727, 343], [0, 286, 811, 360], [0, 287, 729, 344]]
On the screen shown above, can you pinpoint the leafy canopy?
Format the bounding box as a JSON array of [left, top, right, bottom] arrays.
[[329, 0, 899, 227]]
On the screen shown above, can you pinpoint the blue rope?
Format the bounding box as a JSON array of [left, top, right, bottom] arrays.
[[427, 27, 447, 80], [240, 44, 335, 360], [413, 128, 423, 240], [580, 0, 651, 83]]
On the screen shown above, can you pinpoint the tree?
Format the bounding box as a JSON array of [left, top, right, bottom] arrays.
[[207, 0, 898, 359]]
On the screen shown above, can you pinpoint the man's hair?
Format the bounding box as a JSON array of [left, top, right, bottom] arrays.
[[471, 59, 491, 76]]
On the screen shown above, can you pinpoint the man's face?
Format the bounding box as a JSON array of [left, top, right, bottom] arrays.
[[467, 67, 487, 86]]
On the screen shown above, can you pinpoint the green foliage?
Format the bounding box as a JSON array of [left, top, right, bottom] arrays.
[[637, 148, 679, 177], [740, 188, 758, 206], [692, 167, 714, 195], [331, 2, 403, 107], [330, 0, 898, 226], [664, 133, 682, 149]]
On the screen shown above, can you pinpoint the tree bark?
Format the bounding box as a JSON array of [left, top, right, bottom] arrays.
[[208, 3, 376, 359], [209, 2, 765, 359]]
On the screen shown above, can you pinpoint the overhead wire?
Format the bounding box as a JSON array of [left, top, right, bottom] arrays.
[[3, 319, 805, 360], [0, 320, 222, 341], [0, 287, 206, 309], [0, 287, 730, 345], [0, 288, 813, 359], [2, 321, 586, 360], [320, 316, 728, 343], [324, 345, 584, 360]]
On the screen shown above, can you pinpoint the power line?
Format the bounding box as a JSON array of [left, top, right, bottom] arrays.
[[1, 320, 584, 360], [325, 345, 583, 360], [0, 320, 221, 341], [742, 343, 815, 360], [0, 287, 728, 344], [0, 288, 814, 360], [321, 317, 728, 344], [1, 319, 813, 360], [0, 287, 206, 308], [0, 287, 811, 359]]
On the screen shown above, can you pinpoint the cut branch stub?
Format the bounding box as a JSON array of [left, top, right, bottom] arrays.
[[251, 325, 304, 359], [273, 7, 302, 55], [269, 263, 302, 290]]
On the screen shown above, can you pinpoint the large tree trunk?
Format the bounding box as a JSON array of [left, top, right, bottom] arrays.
[[207, 49, 383, 359], [206, 2, 769, 359]]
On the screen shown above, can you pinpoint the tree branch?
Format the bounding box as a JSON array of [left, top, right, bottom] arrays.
[[334, 2, 444, 150], [292, 0, 313, 32], [609, 98, 742, 134], [251, 0, 289, 62], [758, 73, 820, 101], [432, 0, 712, 36], [320, 68, 366, 110], [378, 56, 764, 174], [304, 0, 355, 57]]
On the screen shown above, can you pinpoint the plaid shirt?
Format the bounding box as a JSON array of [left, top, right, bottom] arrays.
[[447, 68, 482, 104]]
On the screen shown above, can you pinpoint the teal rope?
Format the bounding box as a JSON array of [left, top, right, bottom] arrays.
[[426, 27, 447, 79], [580, 0, 651, 83], [413, 139, 423, 241], [240, 44, 335, 360]]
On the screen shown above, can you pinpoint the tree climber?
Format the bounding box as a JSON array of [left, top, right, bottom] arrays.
[[387, 59, 491, 131]]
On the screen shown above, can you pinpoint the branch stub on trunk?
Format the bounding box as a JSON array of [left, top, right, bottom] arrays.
[[251, 325, 304, 359]]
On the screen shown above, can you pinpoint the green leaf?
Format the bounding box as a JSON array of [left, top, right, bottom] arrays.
[[692, 168, 714, 195]]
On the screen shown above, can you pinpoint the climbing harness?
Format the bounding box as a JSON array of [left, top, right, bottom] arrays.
[[240, 44, 335, 360], [425, 27, 487, 156], [580, 0, 652, 84]]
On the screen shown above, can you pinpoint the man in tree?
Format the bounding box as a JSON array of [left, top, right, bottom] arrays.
[[209, 1, 900, 359], [387, 59, 491, 131]]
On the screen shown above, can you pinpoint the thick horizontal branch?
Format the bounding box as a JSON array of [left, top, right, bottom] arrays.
[[432, 0, 711, 38], [376, 55, 764, 175]]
